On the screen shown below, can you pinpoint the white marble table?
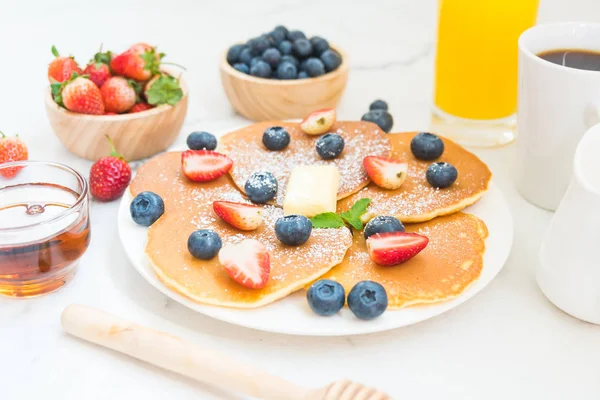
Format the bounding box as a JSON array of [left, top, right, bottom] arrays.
[[2, 0, 600, 399]]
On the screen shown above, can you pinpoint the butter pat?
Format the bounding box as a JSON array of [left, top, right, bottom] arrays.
[[283, 165, 340, 217]]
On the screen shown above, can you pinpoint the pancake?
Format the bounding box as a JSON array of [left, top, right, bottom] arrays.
[[338, 132, 492, 223], [130, 152, 353, 308], [219, 121, 391, 206], [318, 212, 488, 309]]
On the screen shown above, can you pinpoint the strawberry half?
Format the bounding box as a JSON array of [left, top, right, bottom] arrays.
[[366, 232, 429, 266], [218, 239, 270, 289], [181, 150, 233, 182], [363, 156, 408, 190], [300, 108, 336, 135], [213, 201, 263, 231]]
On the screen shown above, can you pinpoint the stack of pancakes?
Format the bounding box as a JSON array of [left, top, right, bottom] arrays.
[[130, 121, 491, 309]]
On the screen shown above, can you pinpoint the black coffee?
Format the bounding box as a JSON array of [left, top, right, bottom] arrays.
[[538, 49, 600, 71]]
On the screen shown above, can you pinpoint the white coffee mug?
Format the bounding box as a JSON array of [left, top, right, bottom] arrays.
[[517, 22, 600, 211], [538, 124, 600, 324]]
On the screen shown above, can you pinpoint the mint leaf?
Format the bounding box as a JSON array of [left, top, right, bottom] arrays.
[[51, 45, 59, 58], [310, 198, 371, 230], [310, 212, 345, 229], [146, 75, 183, 106], [340, 198, 371, 230], [341, 213, 363, 230]]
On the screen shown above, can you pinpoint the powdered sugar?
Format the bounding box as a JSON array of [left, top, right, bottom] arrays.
[[220, 121, 391, 205]]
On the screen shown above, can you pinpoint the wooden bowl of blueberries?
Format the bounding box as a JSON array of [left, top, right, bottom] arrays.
[[220, 25, 349, 121]]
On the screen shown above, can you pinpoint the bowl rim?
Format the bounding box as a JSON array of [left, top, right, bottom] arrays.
[[0, 160, 88, 233], [44, 66, 188, 120], [220, 44, 349, 86]]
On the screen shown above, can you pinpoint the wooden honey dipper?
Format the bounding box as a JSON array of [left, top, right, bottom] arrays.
[[61, 304, 391, 400]]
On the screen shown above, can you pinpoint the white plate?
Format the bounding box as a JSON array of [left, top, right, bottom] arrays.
[[118, 180, 512, 336]]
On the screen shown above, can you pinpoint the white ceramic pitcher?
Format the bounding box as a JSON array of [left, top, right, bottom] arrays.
[[538, 124, 600, 324]]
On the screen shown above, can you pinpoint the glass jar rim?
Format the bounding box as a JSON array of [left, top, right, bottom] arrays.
[[0, 160, 88, 232]]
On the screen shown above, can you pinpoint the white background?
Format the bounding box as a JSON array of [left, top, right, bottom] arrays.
[[1, 0, 600, 399]]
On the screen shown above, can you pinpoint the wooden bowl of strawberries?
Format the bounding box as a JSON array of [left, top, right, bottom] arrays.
[[44, 44, 188, 162]]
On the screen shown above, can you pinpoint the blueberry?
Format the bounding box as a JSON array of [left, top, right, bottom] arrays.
[[226, 44, 244, 65], [293, 39, 313, 59], [263, 126, 290, 150], [278, 40, 293, 55], [280, 55, 299, 68], [310, 37, 329, 56], [250, 60, 272, 78], [268, 29, 286, 45], [298, 58, 308, 72], [186, 131, 217, 151], [233, 63, 249, 74], [287, 30, 306, 42], [297, 71, 309, 79], [262, 48, 281, 68], [304, 57, 325, 77], [250, 57, 263, 68], [274, 25, 288, 37], [130, 191, 164, 226], [307, 280, 345, 316], [320, 49, 342, 72], [410, 132, 445, 161], [363, 216, 405, 239], [248, 36, 271, 54], [316, 133, 345, 160], [274, 214, 312, 246], [348, 281, 388, 320], [245, 171, 278, 203], [238, 47, 254, 65], [426, 162, 458, 189], [361, 110, 394, 133], [187, 229, 222, 260], [369, 99, 388, 111], [276, 61, 297, 80]]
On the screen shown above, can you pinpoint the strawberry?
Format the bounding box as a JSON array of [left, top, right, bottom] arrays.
[[0, 133, 28, 178], [363, 156, 408, 190], [89, 136, 131, 201], [100, 76, 136, 113], [218, 239, 270, 289], [129, 102, 154, 113], [366, 232, 429, 266], [144, 74, 183, 106], [83, 47, 112, 88], [213, 201, 263, 231], [48, 45, 82, 83], [52, 75, 105, 115], [110, 43, 162, 81], [300, 108, 336, 135], [181, 150, 233, 182]]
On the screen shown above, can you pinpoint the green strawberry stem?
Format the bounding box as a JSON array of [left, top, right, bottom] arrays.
[[105, 135, 126, 161]]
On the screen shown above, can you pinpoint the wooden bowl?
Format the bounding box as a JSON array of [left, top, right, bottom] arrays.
[[45, 71, 188, 162], [220, 46, 349, 121]]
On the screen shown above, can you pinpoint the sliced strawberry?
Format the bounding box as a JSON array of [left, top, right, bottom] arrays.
[[300, 108, 336, 135], [363, 156, 408, 190], [213, 201, 263, 231], [218, 239, 270, 289], [367, 232, 429, 266], [181, 150, 233, 182]]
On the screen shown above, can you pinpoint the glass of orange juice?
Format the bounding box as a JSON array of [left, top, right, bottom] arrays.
[[432, 0, 539, 147]]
